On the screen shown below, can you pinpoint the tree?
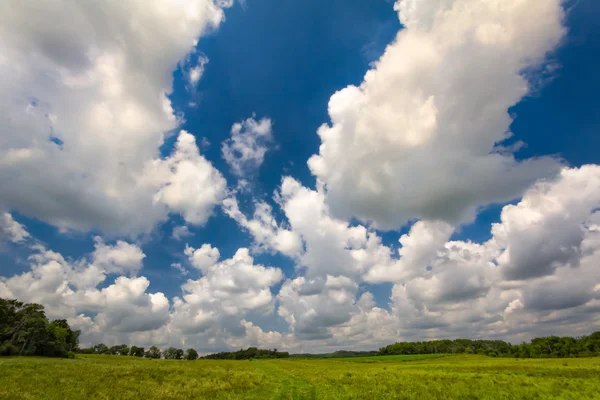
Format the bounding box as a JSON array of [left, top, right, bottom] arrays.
[[0, 298, 79, 358], [175, 348, 184, 359], [185, 348, 198, 360], [109, 344, 129, 355], [145, 345, 162, 359], [164, 347, 184, 359], [13, 302, 51, 356], [49, 319, 80, 352], [130, 346, 144, 357], [93, 343, 109, 355], [201, 347, 290, 360]]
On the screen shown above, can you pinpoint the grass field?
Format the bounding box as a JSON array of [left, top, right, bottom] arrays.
[[1, 354, 600, 399]]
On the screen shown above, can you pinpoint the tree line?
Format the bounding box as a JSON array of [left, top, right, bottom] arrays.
[[78, 345, 289, 360], [378, 332, 600, 358], [5, 298, 600, 360], [289, 350, 378, 359], [201, 347, 290, 360], [1, 299, 80, 358], [78, 343, 199, 360]]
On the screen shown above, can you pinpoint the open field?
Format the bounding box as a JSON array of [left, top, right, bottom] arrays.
[[1, 354, 600, 399]]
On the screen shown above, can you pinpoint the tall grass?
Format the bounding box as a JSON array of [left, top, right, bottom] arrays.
[[1, 354, 599, 399]]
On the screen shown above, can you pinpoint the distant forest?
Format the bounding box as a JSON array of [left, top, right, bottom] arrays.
[[3, 299, 600, 359], [378, 333, 600, 358], [289, 350, 378, 359], [201, 347, 290, 360]]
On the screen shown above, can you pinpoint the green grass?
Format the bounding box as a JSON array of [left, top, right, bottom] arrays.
[[1, 354, 600, 399], [327, 353, 450, 363]]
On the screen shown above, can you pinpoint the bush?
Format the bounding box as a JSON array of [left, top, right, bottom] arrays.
[[0, 343, 19, 356], [67, 351, 76, 359]]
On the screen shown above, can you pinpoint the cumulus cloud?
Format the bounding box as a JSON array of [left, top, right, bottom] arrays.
[[227, 177, 450, 283], [375, 166, 600, 342], [278, 178, 375, 279], [3, 167, 600, 349], [184, 243, 221, 273], [151, 131, 227, 226], [170, 246, 283, 337], [493, 166, 600, 280], [222, 116, 273, 177], [0, 0, 228, 235], [223, 164, 600, 346], [0, 213, 30, 243], [308, 0, 566, 229], [91, 237, 145, 276], [365, 220, 454, 282], [223, 196, 303, 257], [0, 239, 286, 349], [278, 275, 358, 340], [0, 243, 167, 334]]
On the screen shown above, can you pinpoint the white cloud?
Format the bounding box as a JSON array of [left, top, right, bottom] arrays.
[[172, 225, 193, 241], [0, 243, 168, 334], [184, 243, 220, 273], [308, 0, 566, 230], [0, 0, 228, 235], [222, 116, 273, 177], [171, 263, 188, 276], [226, 320, 289, 350], [371, 166, 600, 342], [224, 165, 600, 346], [0, 213, 30, 243], [226, 177, 376, 279], [223, 196, 303, 257], [278, 177, 374, 279], [170, 246, 283, 336], [365, 220, 454, 282], [187, 55, 209, 86], [91, 237, 146, 276], [3, 165, 600, 349], [278, 275, 359, 340], [150, 131, 227, 226], [493, 165, 600, 280]]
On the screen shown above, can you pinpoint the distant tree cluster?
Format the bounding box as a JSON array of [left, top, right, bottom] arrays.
[[78, 343, 199, 360], [0, 298, 80, 358], [201, 347, 290, 360], [378, 332, 600, 358], [290, 350, 378, 359]]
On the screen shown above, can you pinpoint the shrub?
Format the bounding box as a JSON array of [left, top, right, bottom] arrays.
[[0, 343, 19, 356]]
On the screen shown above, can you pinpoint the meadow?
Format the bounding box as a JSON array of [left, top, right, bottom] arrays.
[[1, 354, 600, 399]]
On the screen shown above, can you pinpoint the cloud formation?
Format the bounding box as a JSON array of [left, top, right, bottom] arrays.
[[0, 213, 30, 244], [308, 0, 566, 229], [222, 116, 274, 178], [0, 0, 229, 235], [150, 131, 227, 226]]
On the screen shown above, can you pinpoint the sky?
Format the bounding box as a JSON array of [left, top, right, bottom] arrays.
[[1, 0, 600, 353]]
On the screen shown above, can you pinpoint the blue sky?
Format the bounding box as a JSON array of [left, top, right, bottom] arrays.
[[1, 0, 600, 352]]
